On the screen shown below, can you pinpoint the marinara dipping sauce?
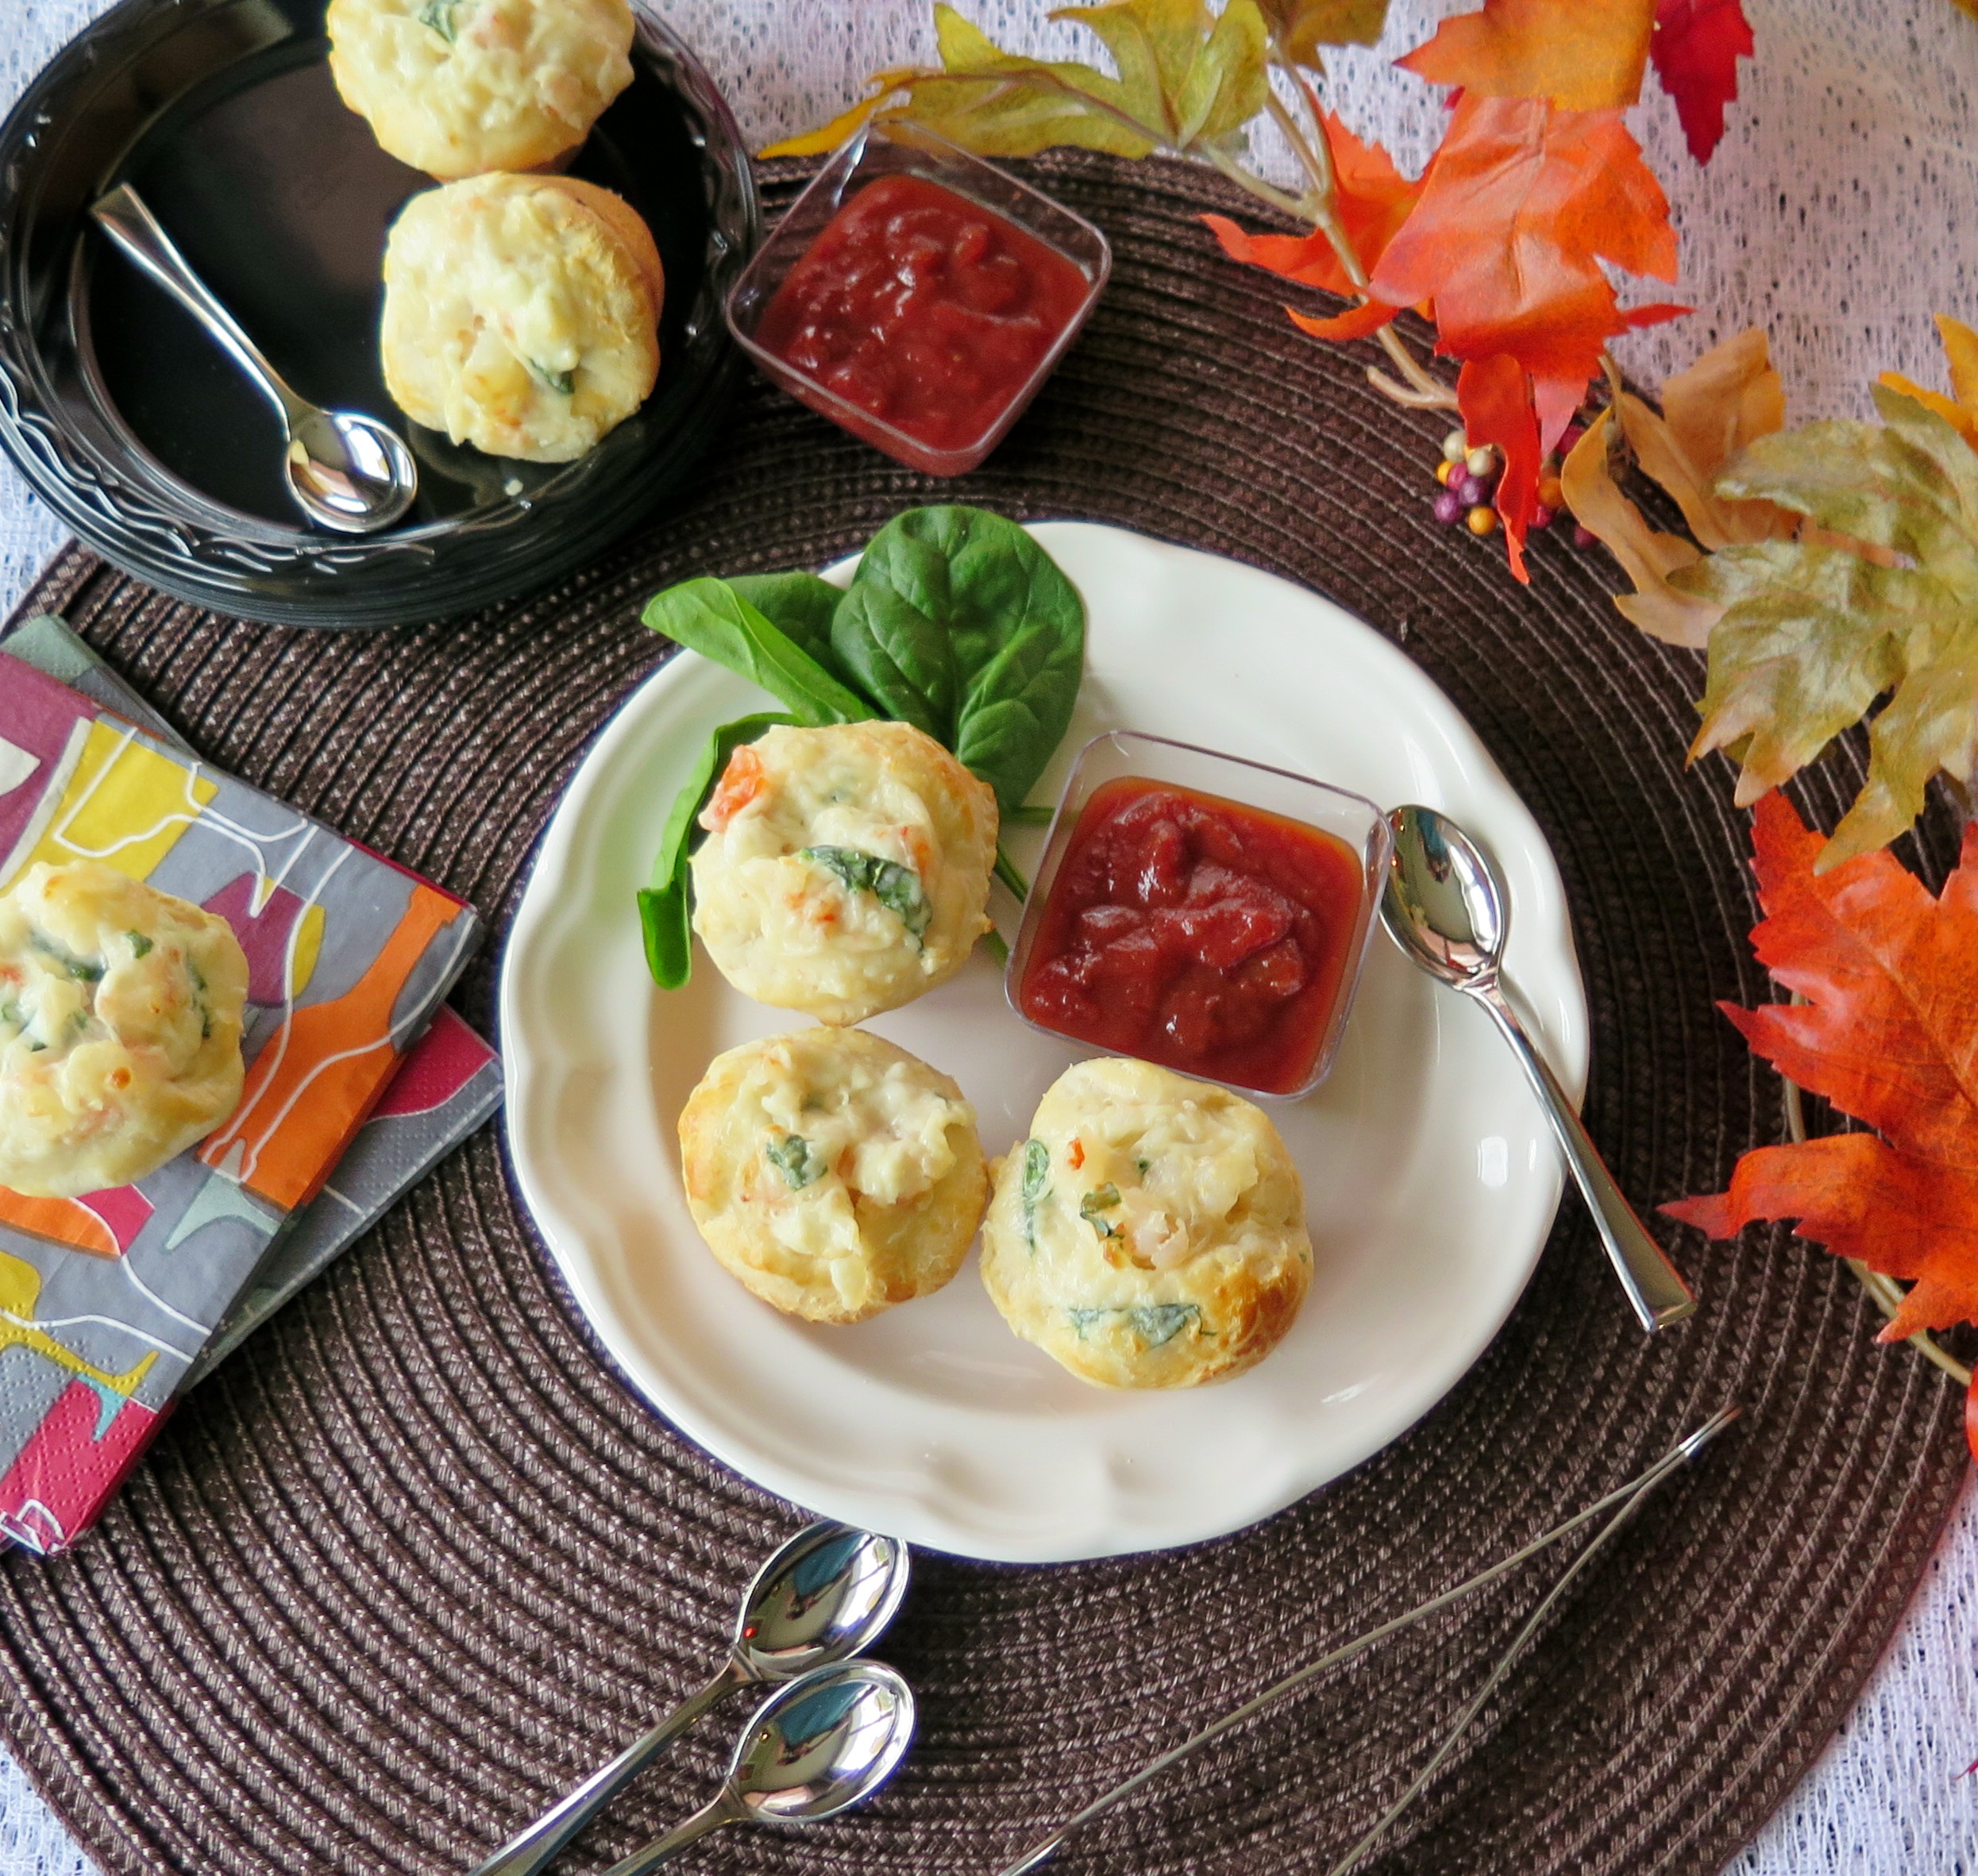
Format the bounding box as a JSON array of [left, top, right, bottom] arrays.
[[753, 172, 1097, 468], [1017, 777, 1371, 1096]]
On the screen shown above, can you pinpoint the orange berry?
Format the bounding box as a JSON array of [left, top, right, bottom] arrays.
[[1466, 506, 1499, 537], [1435, 459, 1456, 486], [1538, 475, 1564, 509]]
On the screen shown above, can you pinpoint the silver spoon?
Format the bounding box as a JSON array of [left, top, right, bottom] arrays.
[[470, 1523, 909, 1876], [89, 183, 418, 534], [1381, 803, 1696, 1333], [600, 1660, 916, 1876]]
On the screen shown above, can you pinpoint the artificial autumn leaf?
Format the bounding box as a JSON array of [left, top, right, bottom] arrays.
[[1256, 0, 1390, 67], [1400, 0, 1656, 110], [1561, 328, 1790, 645], [1880, 314, 1978, 453], [762, 0, 1268, 161], [1201, 112, 1417, 298], [1664, 793, 1978, 1394], [1650, 0, 1755, 164], [1321, 93, 1683, 577], [1675, 384, 1978, 867]]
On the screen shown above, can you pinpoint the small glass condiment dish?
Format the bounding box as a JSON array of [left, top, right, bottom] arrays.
[[1006, 731, 1393, 1101], [724, 121, 1111, 476]]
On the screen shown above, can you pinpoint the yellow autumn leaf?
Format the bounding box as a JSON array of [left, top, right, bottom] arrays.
[[1879, 314, 1978, 453]]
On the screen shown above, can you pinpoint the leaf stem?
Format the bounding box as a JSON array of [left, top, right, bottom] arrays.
[[994, 842, 1031, 903]]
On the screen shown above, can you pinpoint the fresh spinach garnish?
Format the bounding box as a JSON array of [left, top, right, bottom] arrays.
[[642, 580, 871, 728], [637, 507, 1085, 987], [1065, 1303, 1201, 1347], [529, 359, 576, 395], [1080, 1183, 1122, 1238], [1020, 1138, 1050, 1249], [638, 711, 795, 990], [799, 846, 930, 945], [127, 931, 153, 959], [765, 1133, 823, 1190], [0, 1000, 20, 1032]]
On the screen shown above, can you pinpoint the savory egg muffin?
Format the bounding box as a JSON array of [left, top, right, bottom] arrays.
[[689, 722, 998, 1026], [380, 172, 663, 461], [326, 0, 635, 179], [0, 861, 249, 1198], [678, 1027, 988, 1325], [980, 1057, 1312, 1389]]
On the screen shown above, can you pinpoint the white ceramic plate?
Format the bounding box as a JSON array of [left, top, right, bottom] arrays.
[[500, 522, 1587, 1563]]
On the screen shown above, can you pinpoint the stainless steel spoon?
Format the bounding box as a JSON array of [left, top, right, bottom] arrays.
[[1381, 803, 1696, 1333], [89, 183, 417, 534], [469, 1524, 909, 1876], [600, 1660, 916, 1876]]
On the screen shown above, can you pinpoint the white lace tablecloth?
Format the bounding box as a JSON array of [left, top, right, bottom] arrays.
[[3, 2, 1976, 1869]]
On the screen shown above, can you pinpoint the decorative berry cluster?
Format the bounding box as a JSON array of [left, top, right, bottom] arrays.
[[1429, 426, 1592, 545]]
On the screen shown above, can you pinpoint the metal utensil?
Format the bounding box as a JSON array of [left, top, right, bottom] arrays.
[[600, 1659, 916, 1876], [89, 183, 418, 534], [997, 1404, 1741, 1876], [1380, 803, 1697, 1333], [469, 1523, 908, 1876]]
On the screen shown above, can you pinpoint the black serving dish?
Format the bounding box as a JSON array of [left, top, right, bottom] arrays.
[[0, 0, 758, 628]]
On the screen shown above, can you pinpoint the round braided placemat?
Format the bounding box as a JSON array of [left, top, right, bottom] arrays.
[[0, 155, 1967, 1876]]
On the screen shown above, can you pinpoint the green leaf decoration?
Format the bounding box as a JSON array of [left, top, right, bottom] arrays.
[[765, 1134, 823, 1190], [1676, 387, 1978, 868], [799, 846, 932, 945], [642, 579, 873, 728]]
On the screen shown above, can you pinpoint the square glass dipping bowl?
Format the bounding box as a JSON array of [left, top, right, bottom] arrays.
[[724, 123, 1110, 476], [1007, 732, 1393, 1102]]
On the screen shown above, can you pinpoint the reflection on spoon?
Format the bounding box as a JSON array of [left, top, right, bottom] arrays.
[[467, 1523, 909, 1876], [89, 183, 418, 534], [1379, 802, 1696, 1332], [600, 1661, 916, 1876]]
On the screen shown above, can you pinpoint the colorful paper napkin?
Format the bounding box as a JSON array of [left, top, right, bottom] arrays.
[[0, 618, 499, 1552]]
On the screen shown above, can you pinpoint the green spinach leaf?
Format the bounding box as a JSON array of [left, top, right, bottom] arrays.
[[643, 578, 873, 727], [833, 507, 1085, 810], [638, 711, 793, 989], [1020, 1138, 1050, 1247], [729, 572, 847, 673], [765, 1134, 823, 1190], [799, 846, 931, 945], [1079, 1183, 1122, 1238]]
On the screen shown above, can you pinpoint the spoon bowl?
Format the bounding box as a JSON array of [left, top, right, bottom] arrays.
[[1381, 803, 1696, 1333], [287, 410, 419, 533], [601, 1662, 916, 1876]]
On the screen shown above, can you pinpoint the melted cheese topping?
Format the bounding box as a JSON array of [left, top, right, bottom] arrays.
[[380, 173, 661, 462], [980, 1057, 1311, 1388], [690, 722, 997, 1026], [678, 1027, 987, 1323], [327, 0, 634, 178], [0, 861, 249, 1198]]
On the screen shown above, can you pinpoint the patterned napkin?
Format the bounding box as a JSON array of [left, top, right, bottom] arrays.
[[0, 618, 501, 1553]]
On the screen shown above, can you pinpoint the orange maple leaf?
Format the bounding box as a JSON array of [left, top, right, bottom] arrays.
[[1401, 0, 1657, 111], [1324, 94, 1685, 578], [1201, 113, 1418, 299], [1664, 792, 1978, 1450]]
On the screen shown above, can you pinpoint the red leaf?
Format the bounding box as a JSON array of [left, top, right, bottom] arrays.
[[1652, 0, 1754, 165], [1457, 355, 1539, 581], [1663, 793, 1978, 1346]]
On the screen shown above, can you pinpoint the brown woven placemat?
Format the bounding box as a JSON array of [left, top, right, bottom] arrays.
[[0, 153, 1966, 1876]]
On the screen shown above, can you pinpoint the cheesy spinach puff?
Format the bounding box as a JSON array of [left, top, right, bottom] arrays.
[[981, 1057, 1312, 1388], [689, 722, 997, 1026], [328, 0, 634, 179], [0, 861, 249, 1198], [678, 1027, 988, 1324], [380, 172, 663, 462]]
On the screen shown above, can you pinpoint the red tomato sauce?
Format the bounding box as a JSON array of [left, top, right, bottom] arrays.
[[1017, 778, 1369, 1096], [755, 172, 1093, 456]]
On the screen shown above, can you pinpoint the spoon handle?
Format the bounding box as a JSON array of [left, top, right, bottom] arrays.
[[467, 1658, 744, 1876], [596, 1797, 733, 1876], [89, 184, 306, 427], [1473, 985, 1696, 1332]]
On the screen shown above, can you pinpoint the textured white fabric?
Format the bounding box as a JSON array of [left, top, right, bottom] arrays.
[[3, 2, 1977, 1870]]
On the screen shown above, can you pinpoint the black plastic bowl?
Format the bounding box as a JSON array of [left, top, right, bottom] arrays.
[[0, 0, 758, 628]]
